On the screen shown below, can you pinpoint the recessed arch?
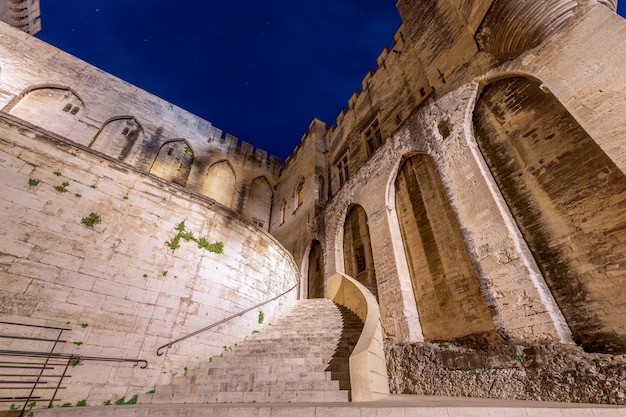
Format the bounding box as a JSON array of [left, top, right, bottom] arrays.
[[201, 160, 237, 209], [5, 85, 85, 137], [149, 139, 194, 187], [473, 75, 626, 353], [394, 152, 499, 344], [307, 240, 325, 299], [90, 116, 144, 161], [244, 176, 272, 230], [343, 204, 378, 299]]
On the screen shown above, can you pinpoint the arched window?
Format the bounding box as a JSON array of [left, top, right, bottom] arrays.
[[294, 178, 305, 210]]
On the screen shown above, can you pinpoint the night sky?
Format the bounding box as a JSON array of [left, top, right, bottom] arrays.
[[36, 2, 626, 160], [36, 1, 401, 160]]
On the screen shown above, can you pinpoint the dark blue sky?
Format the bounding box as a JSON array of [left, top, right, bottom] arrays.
[[36, 1, 401, 159], [36, 2, 626, 160]]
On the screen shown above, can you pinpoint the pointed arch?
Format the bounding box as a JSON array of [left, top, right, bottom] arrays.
[[473, 76, 626, 353], [307, 240, 325, 299], [244, 176, 272, 230], [149, 139, 194, 187], [343, 204, 377, 299], [5, 85, 85, 137], [394, 152, 499, 343], [201, 160, 237, 209], [90, 116, 144, 161]]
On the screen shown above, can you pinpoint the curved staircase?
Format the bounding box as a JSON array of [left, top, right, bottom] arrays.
[[145, 299, 364, 404]]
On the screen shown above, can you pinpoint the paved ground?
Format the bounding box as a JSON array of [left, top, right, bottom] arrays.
[[29, 395, 626, 417]]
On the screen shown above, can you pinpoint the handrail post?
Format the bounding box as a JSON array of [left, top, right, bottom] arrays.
[[19, 327, 64, 417], [48, 356, 73, 408]]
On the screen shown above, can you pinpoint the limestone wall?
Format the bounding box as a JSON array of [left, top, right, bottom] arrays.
[[0, 22, 280, 229], [0, 113, 299, 403]]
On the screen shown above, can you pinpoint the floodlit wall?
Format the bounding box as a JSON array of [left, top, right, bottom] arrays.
[[0, 113, 298, 403], [0, 21, 280, 228]]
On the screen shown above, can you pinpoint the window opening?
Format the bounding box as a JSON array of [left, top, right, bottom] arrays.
[[337, 156, 349, 187], [62, 103, 72, 112], [365, 120, 383, 157]]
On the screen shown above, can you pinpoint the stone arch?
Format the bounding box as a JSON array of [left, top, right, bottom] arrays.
[[473, 75, 626, 354], [244, 176, 272, 231], [201, 160, 237, 209], [294, 177, 305, 211], [394, 152, 499, 344], [90, 116, 144, 161], [307, 240, 325, 299], [5, 85, 85, 137], [149, 140, 194, 187], [343, 204, 378, 299]]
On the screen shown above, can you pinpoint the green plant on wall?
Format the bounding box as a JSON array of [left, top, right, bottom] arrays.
[[81, 212, 101, 228], [165, 220, 223, 254], [54, 181, 69, 192], [28, 178, 40, 187]]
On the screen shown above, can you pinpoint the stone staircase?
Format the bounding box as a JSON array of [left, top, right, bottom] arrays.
[[145, 298, 364, 404]]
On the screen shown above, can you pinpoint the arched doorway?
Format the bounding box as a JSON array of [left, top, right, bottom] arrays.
[[474, 76, 626, 353], [307, 240, 325, 299], [394, 153, 498, 344], [343, 205, 377, 298]]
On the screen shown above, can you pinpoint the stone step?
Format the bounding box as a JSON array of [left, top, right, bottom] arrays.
[[148, 299, 363, 404]]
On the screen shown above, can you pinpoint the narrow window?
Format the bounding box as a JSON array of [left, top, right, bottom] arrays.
[[337, 156, 349, 187], [62, 103, 72, 112], [70, 106, 79, 115], [365, 120, 383, 157], [280, 201, 286, 224], [297, 183, 304, 207], [122, 127, 130, 136]]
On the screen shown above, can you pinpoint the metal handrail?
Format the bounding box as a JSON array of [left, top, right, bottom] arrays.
[[0, 321, 148, 416], [156, 282, 298, 356], [0, 351, 148, 369]]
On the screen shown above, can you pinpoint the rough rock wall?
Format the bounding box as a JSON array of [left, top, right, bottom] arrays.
[[386, 342, 626, 405], [0, 113, 298, 403]]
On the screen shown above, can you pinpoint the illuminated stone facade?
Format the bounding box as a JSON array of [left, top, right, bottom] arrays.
[[1, 0, 626, 405]]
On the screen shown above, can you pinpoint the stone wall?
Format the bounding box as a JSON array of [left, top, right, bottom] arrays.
[[386, 341, 626, 405], [0, 113, 298, 404], [0, 21, 280, 228]]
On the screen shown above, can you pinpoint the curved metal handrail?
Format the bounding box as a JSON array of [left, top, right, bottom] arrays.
[[156, 282, 298, 356]]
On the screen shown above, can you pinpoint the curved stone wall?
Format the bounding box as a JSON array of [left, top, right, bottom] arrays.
[[0, 114, 299, 403], [476, 0, 579, 61]]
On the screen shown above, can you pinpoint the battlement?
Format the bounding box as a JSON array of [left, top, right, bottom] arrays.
[[327, 25, 405, 137], [207, 128, 282, 173]]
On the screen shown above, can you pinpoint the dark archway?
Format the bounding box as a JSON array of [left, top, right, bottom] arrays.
[[343, 205, 377, 299], [474, 76, 626, 353], [395, 153, 499, 344], [307, 240, 325, 299]]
